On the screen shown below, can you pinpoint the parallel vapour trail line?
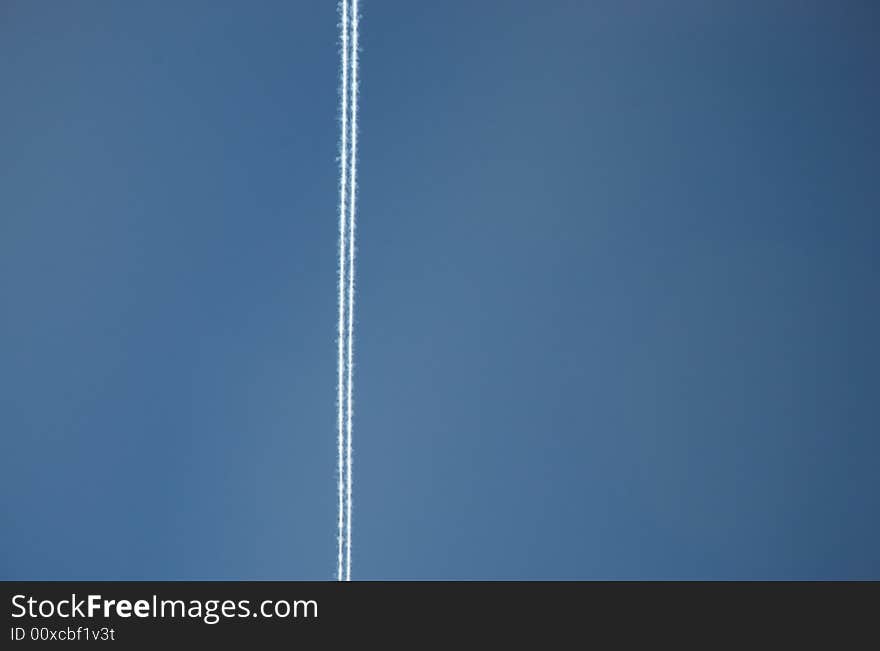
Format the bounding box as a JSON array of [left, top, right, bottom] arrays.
[[336, 0, 350, 583], [344, 0, 359, 583]]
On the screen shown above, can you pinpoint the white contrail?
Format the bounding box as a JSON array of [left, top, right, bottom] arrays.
[[336, 0, 349, 583], [344, 0, 360, 583], [336, 0, 360, 582]]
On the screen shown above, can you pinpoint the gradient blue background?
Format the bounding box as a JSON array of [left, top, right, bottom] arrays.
[[2, 1, 878, 579]]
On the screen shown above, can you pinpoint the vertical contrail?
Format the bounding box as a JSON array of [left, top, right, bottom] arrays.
[[336, 0, 349, 583], [336, 0, 360, 582], [344, 0, 360, 583]]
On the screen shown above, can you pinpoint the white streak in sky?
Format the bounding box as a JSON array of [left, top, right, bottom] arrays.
[[344, 0, 360, 583], [336, 0, 349, 583], [336, 0, 360, 582]]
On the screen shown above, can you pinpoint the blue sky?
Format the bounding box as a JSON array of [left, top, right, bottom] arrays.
[[1, 1, 878, 579]]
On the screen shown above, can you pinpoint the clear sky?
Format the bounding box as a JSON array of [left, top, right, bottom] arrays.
[[1, 1, 878, 579]]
